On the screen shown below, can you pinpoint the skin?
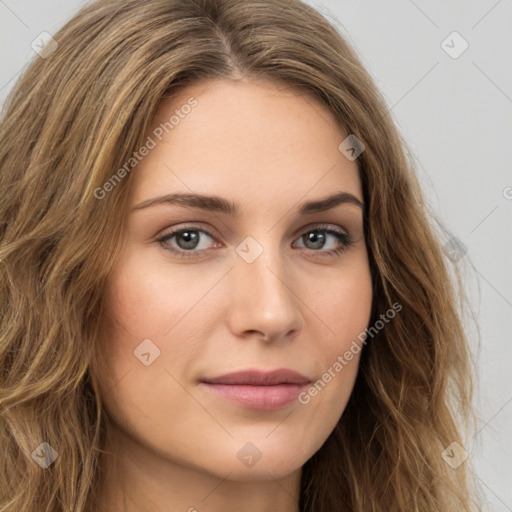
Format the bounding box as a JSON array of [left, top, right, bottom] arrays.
[[95, 77, 373, 512]]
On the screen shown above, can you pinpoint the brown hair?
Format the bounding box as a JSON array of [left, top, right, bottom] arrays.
[[0, 0, 479, 510]]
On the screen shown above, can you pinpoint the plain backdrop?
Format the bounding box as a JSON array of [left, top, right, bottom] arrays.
[[1, 0, 511, 510]]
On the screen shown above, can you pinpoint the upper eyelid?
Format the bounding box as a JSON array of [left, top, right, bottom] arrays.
[[157, 223, 217, 240]]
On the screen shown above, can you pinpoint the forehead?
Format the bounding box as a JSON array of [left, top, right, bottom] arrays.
[[129, 78, 363, 212]]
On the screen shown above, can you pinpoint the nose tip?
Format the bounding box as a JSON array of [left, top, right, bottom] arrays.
[[227, 247, 303, 343]]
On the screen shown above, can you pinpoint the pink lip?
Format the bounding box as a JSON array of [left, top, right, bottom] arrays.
[[200, 369, 311, 410]]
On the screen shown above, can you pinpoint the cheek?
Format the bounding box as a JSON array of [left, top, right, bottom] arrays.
[[101, 249, 216, 341], [95, 251, 226, 405], [316, 256, 373, 348], [299, 260, 372, 425]]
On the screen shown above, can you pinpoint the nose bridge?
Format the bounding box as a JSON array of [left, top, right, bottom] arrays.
[[228, 234, 302, 338]]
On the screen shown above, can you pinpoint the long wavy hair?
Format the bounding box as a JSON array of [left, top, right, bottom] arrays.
[[0, 0, 479, 510]]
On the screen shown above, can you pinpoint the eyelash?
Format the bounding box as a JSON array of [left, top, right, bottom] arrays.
[[156, 223, 354, 260]]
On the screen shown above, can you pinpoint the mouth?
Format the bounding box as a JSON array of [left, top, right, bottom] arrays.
[[199, 369, 311, 410]]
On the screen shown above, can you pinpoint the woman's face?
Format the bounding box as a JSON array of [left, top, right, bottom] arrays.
[[97, 78, 372, 486]]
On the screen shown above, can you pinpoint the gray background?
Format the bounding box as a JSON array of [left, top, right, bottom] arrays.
[[1, 0, 511, 509]]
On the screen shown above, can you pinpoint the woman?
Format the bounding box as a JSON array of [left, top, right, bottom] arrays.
[[0, 0, 479, 510]]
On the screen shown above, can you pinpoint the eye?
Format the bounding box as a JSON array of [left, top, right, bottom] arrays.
[[292, 225, 354, 257], [156, 225, 217, 258], [156, 223, 354, 259]]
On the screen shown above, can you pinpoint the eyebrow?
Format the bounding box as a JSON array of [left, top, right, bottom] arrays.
[[131, 190, 364, 215]]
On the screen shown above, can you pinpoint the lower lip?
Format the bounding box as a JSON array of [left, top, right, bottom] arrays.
[[200, 383, 307, 410]]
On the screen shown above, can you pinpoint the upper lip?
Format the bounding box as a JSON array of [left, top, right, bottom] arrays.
[[200, 369, 311, 386]]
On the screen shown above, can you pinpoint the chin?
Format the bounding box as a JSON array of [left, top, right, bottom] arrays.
[[182, 442, 310, 483]]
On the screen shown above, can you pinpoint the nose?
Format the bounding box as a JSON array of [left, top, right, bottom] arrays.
[[226, 240, 304, 343]]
